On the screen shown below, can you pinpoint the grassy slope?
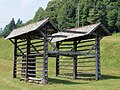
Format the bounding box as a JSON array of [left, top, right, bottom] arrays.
[[0, 34, 120, 90]]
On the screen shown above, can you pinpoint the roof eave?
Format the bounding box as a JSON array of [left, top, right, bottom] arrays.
[[5, 18, 59, 40]]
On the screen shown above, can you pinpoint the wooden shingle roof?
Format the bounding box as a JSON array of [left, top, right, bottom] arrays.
[[5, 18, 59, 39], [51, 22, 110, 42]]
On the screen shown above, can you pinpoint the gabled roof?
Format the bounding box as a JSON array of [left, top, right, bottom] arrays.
[[5, 18, 59, 39], [51, 22, 111, 42]]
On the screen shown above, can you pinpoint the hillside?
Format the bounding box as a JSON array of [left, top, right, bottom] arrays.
[[0, 34, 120, 90]]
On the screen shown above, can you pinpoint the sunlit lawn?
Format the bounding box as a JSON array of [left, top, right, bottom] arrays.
[[0, 33, 120, 90]]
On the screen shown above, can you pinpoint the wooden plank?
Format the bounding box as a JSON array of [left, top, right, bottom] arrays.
[[28, 53, 43, 56], [16, 73, 26, 75], [60, 58, 73, 60], [77, 72, 95, 75], [77, 56, 95, 59], [28, 66, 43, 68], [59, 65, 73, 67], [17, 66, 27, 68], [16, 54, 23, 56], [28, 70, 43, 72], [27, 73, 42, 76], [59, 61, 73, 63], [15, 70, 26, 72], [20, 47, 27, 50], [30, 49, 44, 53], [17, 43, 27, 47], [78, 39, 95, 44], [28, 77, 43, 81], [31, 41, 43, 44], [58, 68, 73, 70], [17, 40, 27, 43], [28, 62, 43, 64], [77, 44, 94, 48], [77, 65, 95, 67], [37, 49, 44, 51], [59, 46, 73, 49], [77, 60, 96, 63], [77, 69, 96, 71], [77, 48, 95, 51], [17, 62, 26, 64], [32, 44, 44, 48], [60, 43, 73, 46]]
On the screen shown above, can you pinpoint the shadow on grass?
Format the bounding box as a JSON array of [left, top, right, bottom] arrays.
[[48, 78, 87, 84], [48, 74, 120, 84], [101, 74, 120, 80]]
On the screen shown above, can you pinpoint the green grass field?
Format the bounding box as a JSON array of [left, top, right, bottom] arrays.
[[0, 34, 120, 90]]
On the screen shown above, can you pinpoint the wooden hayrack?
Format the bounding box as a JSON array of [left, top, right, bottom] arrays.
[[6, 18, 110, 84]]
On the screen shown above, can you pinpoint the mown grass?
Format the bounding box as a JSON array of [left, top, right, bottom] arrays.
[[0, 33, 120, 90]]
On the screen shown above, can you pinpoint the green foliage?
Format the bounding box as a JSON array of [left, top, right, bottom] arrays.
[[16, 18, 23, 27], [33, 7, 45, 22], [45, 0, 62, 24], [1, 0, 120, 37], [31, 0, 119, 32], [57, 0, 77, 29], [0, 18, 23, 38]]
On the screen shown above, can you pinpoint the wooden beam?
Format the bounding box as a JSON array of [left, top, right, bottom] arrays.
[[13, 39, 17, 78], [9, 39, 24, 55], [39, 30, 58, 51], [73, 40, 77, 79], [25, 38, 30, 82], [30, 43, 40, 54], [95, 35, 100, 80], [56, 42, 59, 76], [43, 29, 48, 84]]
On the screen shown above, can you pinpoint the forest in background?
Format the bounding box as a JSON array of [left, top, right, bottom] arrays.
[[0, 0, 120, 37]]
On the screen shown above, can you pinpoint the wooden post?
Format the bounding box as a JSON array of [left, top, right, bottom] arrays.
[[25, 38, 30, 81], [95, 35, 100, 80], [13, 39, 17, 78], [43, 28, 48, 84], [56, 42, 59, 76], [73, 40, 77, 79]]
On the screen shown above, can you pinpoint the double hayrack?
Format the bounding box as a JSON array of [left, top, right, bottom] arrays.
[[6, 18, 110, 84]]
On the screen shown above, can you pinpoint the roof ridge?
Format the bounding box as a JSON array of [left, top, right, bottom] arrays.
[[68, 22, 100, 30]]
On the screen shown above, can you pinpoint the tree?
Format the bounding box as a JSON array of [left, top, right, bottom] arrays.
[[57, 0, 77, 29], [0, 18, 16, 38], [33, 7, 45, 22], [16, 18, 23, 27], [45, 0, 62, 24]]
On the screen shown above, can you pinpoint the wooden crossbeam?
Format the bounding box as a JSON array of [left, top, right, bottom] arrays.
[[39, 30, 58, 51], [9, 39, 24, 55], [30, 43, 40, 54]]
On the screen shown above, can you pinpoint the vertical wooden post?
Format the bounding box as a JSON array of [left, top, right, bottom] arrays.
[[95, 35, 100, 80], [73, 40, 77, 79], [43, 28, 48, 84], [25, 38, 30, 81], [56, 42, 59, 76], [13, 39, 17, 78]]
